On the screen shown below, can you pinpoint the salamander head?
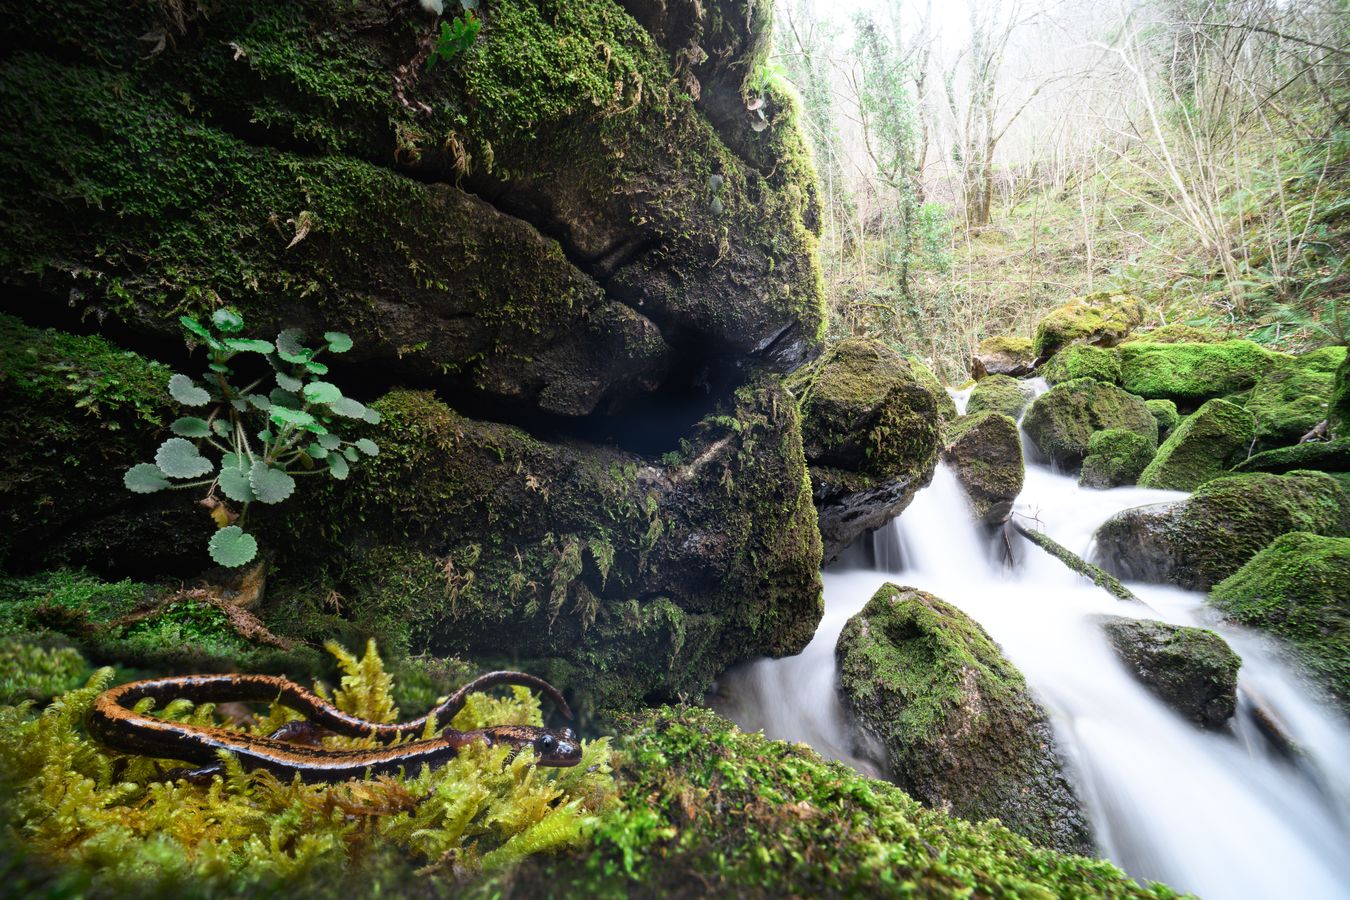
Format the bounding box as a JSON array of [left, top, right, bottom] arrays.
[[479, 725, 582, 767]]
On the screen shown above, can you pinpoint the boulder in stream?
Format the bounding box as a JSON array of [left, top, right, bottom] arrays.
[[1041, 345, 1122, 386], [1117, 340, 1279, 407], [965, 374, 1034, 420], [1245, 346, 1346, 451], [836, 583, 1094, 855], [1136, 398, 1255, 491], [1099, 617, 1240, 728], [942, 412, 1024, 524], [1022, 378, 1158, 466], [1145, 398, 1181, 440], [1032, 292, 1147, 360], [972, 335, 1036, 379], [1080, 428, 1156, 489]]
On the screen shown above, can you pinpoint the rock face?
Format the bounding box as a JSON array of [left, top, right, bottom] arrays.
[[1117, 341, 1278, 407], [966, 374, 1034, 420], [1041, 345, 1122, 386], [1137, 398, 1256, 491], [1246, 346, 1346, 450], [943, 413, 1024, 524], [1080, 429, 1156, 489], [0, 0, 825, 417], [1094, 472, 1350, 590], [790, 339, 942, 562], [836, 584, 1094, 855], [1032, 292, 1146, 361], [1099, 617, 1241, 728], [1146, 399, 1181, 440], [1210, 532, 1350, 710], [972, 336, 1036, 379], [1022, 378, 1158, 466]]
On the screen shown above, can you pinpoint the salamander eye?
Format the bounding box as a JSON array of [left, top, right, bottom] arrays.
[[538, 733, 557, 752]]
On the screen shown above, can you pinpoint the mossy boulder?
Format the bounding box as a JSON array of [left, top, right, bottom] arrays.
[[1032, 292, 1147, 360], [1137, 398, 1256, 491], [0, 316, 211, 574], [966, 374, 1034, 420], [1209, 532, 1350, 710], [972, 335, 1036, 379], [1233, 439, 1350, 476], [1022, 378, 1158, 467], [942, 412, 1024, 524], [1117, 341, 1280, 407], [1122, 323, 1228, 344], [1080, 429, 1156, 489], [836, 584, 1093, 855], [909, 356, 959, 422], [1099, 617, 1240, 728], [277, 378, 823, 715], [1146, 399, 1181, 439], [1246, 346, 1346, 450], [1331, 352, 1350, 438], [789, 339, 942, 561], [1094, 472, 1350, 590], [1041, 345, 1122, 386]]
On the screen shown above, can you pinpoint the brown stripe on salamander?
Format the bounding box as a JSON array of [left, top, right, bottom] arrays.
[[86, 672, 581, 783]]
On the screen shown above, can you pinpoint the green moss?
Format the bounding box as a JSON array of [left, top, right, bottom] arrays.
[[1022, 378, 1158, 466], [1146, 399, 1181, 438], [1137, 398, 1256, 491], [1041, 345, 1122, 386], [972, 335, 1035, 378], [1233, 439, 1350, 475], [965, 374, 1033, 420], [1117, 341, 1283, 406], [1331, 353, 1350, 438], [0, 636, 91, 704], [1080, 428, 1156, 488], [1122, 324, 1228, 344], [1032, 292, 1147, 359], [1210, 532, 1350, 709], [907, 356, 959, 421], [1099, 617, 1240, 728], [1246, 346, 1346, 450], [942, 412, 1024, 523], [835, 584, 1093, 854]]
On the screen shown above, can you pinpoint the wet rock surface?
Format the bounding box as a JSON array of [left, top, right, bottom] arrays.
[[1022, 378, 1158, 467], [943, 412, 1024, 524], [1099, 617, 1241, 728]]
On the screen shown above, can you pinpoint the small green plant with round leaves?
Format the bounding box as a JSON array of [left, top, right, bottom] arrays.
[[124, 310, 381, 567]]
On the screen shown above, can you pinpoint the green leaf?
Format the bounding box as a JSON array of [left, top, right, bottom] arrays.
[[155, 438, 214, 479], [276, 372, 304, 392], [171, 416, 211, 438], [249, 395, 272, 412], [306, 443, 329, 460], [179, 316, 212, 340], [168, 374, 210, 406], [231, 398, 249, 412], [355, 438, 379, 457], [269, 406, 316, 429], [305, 360, 329, 375], [224, 337, 274, 354], [249, 461, 296, 504], [324, 331, 353, 353], [209, 526, 257, 567], [221, 452, 242, 470], [211, 308, 246, 334], [331, 397, 368, 419], [342, 446, 359, 462], [363, 407, 382, 425], [124, 463, 170, 493], [303, 381, 341, 404], [218, 467, 255, 503], [317, 433, 341, 450], [211, 419, 232, 438], [269, 388, 303, 409], [209, 362, 232, 374], [328, 453, 350, 480], [258, 429, 274, 443], [276, 328, 311, 364]]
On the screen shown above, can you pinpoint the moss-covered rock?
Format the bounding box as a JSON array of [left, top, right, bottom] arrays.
[[1041, 345, 1122, 386], [1209, 532, 1349, 710], [1099, 617, 1240, 728], [1137, 398, 1256, 491], [789, 339, 942, 561], [836, 584, 1093, 855], [1022, 378, 1158, 467], [1032, 292, 1147, 360], [1146, 399, 1181, 439], [1233, 439, 1350, 475], [277, 378, 822, 715], [942, 412, 1024, 524], [966, 373, 1034, 420], [1331, 352, 1350, 438], [972, 335, 1036, 379], [1094, 472, 1350, 590], [1246, 346, 1346, 450], [1117, 341, 1281, 407], [1081, 429, 1156, 489], [0, 316, 212, 574], [1122, 323, 1228, 344], [909, 356, 959, 422]]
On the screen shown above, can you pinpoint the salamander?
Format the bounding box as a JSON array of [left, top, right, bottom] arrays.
[[87, 670, 581, 783]]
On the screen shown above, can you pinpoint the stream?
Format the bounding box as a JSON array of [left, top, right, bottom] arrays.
[[713, 386, 1350, 898]]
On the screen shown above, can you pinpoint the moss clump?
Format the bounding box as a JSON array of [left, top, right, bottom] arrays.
[[1146, 399, 1181, 439], [1081, 428, 1156, 489], [0, 635, 90, 704], [1233, 439, 1350, 475], [836, 584, 1093, 855], [1122, 324, 1228, 344], [1099, 617, 1240, 728], [1032, 292, 1147, 360], [1209, 532, 1349, 709], [1022, 378, 1158, 466], [965, 374, 1033, 420], [1246, 346, 1346, 450], [942, 412, 1024, 524], [908, 355, 959, 422], [1137, 398, 1256, 491], [972, 335, 1036, 378], [0, 642, 617, 897], [508, 706, 1174, 897], [1117, 340, 1282, 406], [1331, 352, 1350, 438], [1041, 345, 1122, 386]]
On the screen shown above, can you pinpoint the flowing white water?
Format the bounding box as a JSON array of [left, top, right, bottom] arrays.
[[713, 407, 1350, 897]]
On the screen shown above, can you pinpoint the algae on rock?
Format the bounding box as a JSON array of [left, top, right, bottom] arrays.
[[1041, 345, 1122, 386], [1117, 341, 1280, 407], [1032, 292, 1146, 360], [972, 335, 1036, 379], [1137, 398, 1256, 491], [1022, 378, 1158, 467]]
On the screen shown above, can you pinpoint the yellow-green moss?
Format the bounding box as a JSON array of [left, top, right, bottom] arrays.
[[1137, 398, 1256, 491], [1081, 428, 1156, 488], [1117, 341, 1283, 406], [1032, 292, 1147, 359], [1042, 345, 1123, 386]]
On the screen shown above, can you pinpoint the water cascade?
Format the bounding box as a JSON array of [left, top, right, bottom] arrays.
[[713, 393, 1350, 899]]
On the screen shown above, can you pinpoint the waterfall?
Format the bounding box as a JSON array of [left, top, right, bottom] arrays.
[[713, 428, 1350, 898]]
